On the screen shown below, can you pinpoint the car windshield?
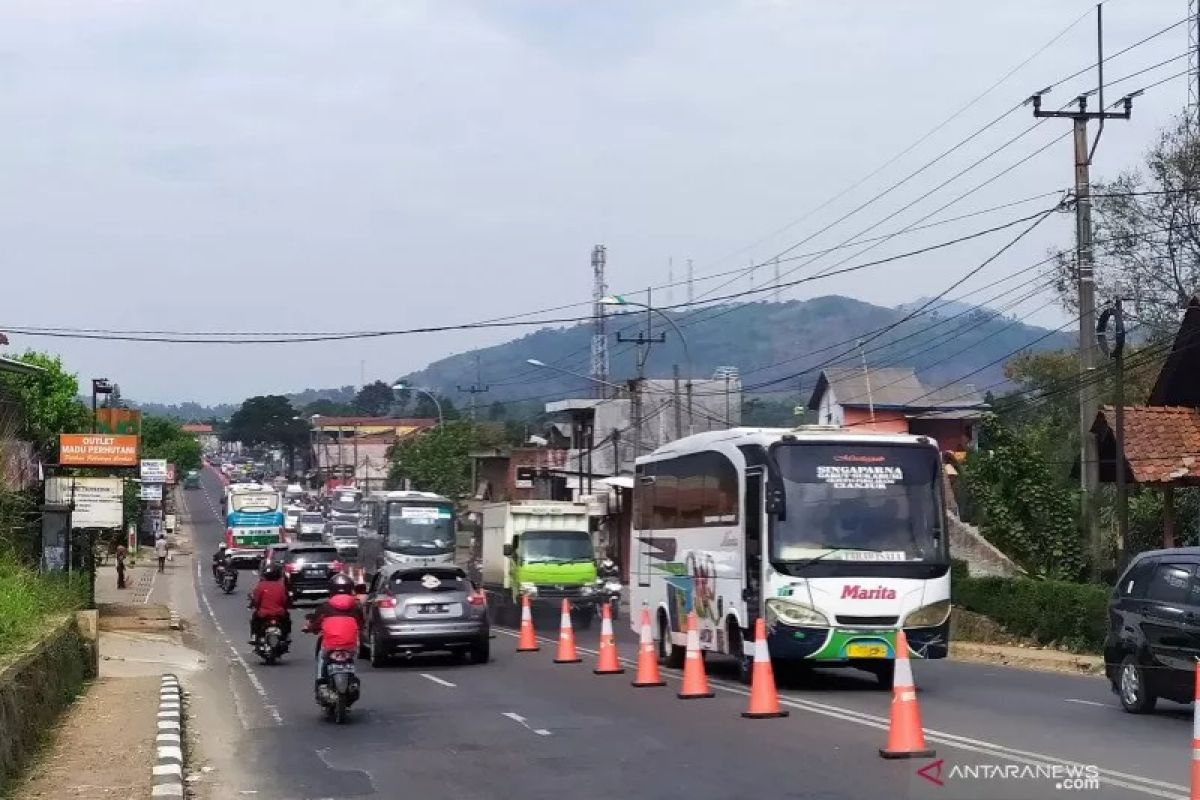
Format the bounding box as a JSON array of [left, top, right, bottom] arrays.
[[388, 568, 467, 594], [386, 503, 454, 555], [299, 514, 323, 525], [331, 497, 359, 513], [769, 443, 944, 563], [521, 531, 593, 563], [289, 547, 337, 562], [331, 525, 357, 538]]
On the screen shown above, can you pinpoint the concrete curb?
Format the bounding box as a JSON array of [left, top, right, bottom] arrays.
[[152, 674, 185, 797], [168, 606, 181, 630]]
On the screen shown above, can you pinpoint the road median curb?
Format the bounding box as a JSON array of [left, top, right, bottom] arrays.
[[152, 674, 185, 797], [950, 641, 1104, 675]]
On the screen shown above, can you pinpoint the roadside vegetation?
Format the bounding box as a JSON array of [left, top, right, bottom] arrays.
[[0, 553, 88, 661]]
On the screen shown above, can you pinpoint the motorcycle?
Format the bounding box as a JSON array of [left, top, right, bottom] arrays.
[[318, 649, 360, 724], [595, 558, 622, 621], [219, 564, 238, 594], [254, 618, 288, 665]]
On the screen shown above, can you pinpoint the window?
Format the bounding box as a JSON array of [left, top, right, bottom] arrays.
[[1119, 558, 1155, 598], [1147, 563, 1193, 605], [635, 452, 740, 530], [652, 470, 678, 529]]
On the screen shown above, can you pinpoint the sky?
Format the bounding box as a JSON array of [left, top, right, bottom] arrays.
[[0, 0, 1190, 404]]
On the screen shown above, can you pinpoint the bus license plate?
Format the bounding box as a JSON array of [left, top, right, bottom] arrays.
[[847, 643, 887, 659]]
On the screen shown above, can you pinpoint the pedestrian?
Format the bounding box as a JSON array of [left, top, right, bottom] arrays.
[[115, 544, 128, 589], [155, 534, 168, 573]]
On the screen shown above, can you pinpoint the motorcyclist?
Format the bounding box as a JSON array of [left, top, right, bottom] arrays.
[[305, 573, 363, 693], [212, 543, 231, 582], [248, 563, 291, 645]]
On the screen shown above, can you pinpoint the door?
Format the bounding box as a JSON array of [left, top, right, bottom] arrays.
[[1141, 562, 1195, 693], [636, 473, 654, 588], [743, 468, 764, 626]]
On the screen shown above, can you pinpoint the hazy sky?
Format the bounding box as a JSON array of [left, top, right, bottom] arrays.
[[0, 0, 1188, 404]]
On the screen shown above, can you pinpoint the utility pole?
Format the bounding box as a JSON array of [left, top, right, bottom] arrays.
[[1029, 3, 1136, 581], [686, 259, 694, 307], [1098, 299, 1129, 567], [591, 245, 610, 397], [617, 287, 666, 457], [1191, 0, 1199, 134], [858, 340, 876, 424], [457, 355, 490, 420]]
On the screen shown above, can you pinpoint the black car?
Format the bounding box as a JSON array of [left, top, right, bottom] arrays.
[[360, 565, 489, 667], [282, 544, 345, 604], [1105, 547, 1200, 713]]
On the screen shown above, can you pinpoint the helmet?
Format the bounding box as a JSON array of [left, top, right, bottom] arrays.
[[218, 543, 227, 551], [329, 593, 356, 611], [261, 563, 282, 580], [328, 573, 355, 596]]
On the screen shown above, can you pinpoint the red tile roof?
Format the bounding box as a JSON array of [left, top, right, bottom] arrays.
[[181, 423, 214, 434], [310, 417, 436, 428], [1094, 406, 1200, 483]]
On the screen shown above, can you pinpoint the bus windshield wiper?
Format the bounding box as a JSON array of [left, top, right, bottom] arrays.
[[791, 546, 887, 570]]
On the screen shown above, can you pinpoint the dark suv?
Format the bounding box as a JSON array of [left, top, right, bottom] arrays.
[[281, 544, 345, 604], [1105, 547, 1200, 713]]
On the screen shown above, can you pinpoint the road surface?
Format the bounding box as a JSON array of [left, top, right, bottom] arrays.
[[183, 467, 1192, 799]]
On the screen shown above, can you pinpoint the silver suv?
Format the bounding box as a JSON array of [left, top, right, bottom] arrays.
[[360, 565, 489, 667]]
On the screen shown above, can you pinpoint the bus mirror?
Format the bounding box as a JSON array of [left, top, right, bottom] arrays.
[[765, 487, 786, 519], [503, 543, 513, 558]]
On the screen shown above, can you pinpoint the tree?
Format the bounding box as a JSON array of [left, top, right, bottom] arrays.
[[226, 396, 309, 472], [413, 393, 458, 420], [1060, 116, 1200, 337], [140, 416, 202, 473], [386, 421, 476, 499], [300, 398, 353, 417], [353, 380, 396, 417], [0, 351, 90, 456]]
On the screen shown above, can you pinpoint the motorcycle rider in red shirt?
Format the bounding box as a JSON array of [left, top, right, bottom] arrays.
[[305, 573, 363, 691], [248, 563, 291, 644]]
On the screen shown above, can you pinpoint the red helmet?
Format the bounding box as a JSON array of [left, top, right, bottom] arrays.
[[329, 593, 356, 612]]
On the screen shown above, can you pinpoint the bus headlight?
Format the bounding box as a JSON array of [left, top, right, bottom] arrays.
[[903, 600, 951, 628], [765, 599, 828, 627]]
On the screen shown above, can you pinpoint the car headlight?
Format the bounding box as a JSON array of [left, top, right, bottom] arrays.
[[765, 598, 829, 627], [580, 584, 594, 595], [520, 582, 538, 597], [903, 600, 951, 628]]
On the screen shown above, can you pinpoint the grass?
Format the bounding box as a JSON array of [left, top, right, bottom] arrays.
[[0, 557, 88, 660]]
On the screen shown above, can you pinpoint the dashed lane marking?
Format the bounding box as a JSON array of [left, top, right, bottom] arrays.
[[1064, 698, 1108, 707], [502, 711, 551, 736], [420, 673, 456, 688]]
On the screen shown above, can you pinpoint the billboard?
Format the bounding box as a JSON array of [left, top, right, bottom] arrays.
[[139, 484, 163, 501], [59, 434, 138, 466], [44, 477, 124, 528], [94, 408, 142, 436], [166, 463, 176, 484], [140, 459, 168, 483]]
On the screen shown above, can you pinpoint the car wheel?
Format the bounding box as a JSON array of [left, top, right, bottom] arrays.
[[1118, 655, 1157, 714], [471, 637, 491, 664], [369, 628, 388, 669]]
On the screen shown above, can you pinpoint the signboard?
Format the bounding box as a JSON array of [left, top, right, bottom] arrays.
[[166, 463, 176, 484], [139, 484, 163, 501], [94, 408, 142, 436], [165, 513, 177, 532], [59, 434, 138, 467], [140, 459, 168, 483], [45, 477, 124, 529]]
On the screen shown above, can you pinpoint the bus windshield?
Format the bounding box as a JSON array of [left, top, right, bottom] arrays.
[[230, 492, 280, 514], [386, 503, 454, 554], [769, 443, 943, 563], [331, 495, 360, 514]]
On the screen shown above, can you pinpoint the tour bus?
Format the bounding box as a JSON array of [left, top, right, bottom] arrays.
[[629, 427, 950, 686], [224, 483, 285, 566], [328, 486, 363, 524], [357, 490, 457, 578]]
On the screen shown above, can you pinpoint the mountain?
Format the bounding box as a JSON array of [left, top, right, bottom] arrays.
[[398, 295, 1074, 405], [134, 386, 357, 421]]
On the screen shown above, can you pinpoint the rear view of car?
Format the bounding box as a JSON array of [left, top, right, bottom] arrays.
[[363, 566, 489, 665], [284, 545, 344, 603], [327, 523, 359, 561], [296, 512, 326, 542]]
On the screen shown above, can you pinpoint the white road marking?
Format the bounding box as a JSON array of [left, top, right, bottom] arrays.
[[143, 567, 158, 604], [495, 628, 1188, 799], [420, 673, 456, 688], [502, 711, 552, 736], [1064, 698, 1108, 707]]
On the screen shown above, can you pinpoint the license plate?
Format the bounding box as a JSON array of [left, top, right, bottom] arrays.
[[326, 663, 355, 674], [847, 643, 888, 659], [304, 569, 324, 577], [418, 604, 449, 614]]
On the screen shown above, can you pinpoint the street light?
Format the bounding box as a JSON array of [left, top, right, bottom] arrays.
[[525, 359, 628, 393], [392, 383, 444, 427], [598, 295, 694, 434]]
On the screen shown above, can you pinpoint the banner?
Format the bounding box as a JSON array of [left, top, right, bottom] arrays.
[[59, 434, 138, 466], [139, 484, 163, 501], [44, 477, 124, 528], [140, 459, 168, 483], [94, 408, 142, 436], [166, 463, 176, 484]]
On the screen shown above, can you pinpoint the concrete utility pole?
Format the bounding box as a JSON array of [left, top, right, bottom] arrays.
[[457, 355, 490, 420], [686, 259, 694, 307], [1029, 3, 1136, 580], [591, 245, 610, 398], [1191, 0, 1200, 133], [617, 287, 665, 457]]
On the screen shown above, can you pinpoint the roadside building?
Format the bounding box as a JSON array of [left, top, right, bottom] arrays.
[[312, 418, 436, 491], [180, 423, 219, 452]]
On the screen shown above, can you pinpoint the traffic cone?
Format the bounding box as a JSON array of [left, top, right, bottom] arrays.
[[1191, 663, 1200, 800], [632, 606, 666, 687], [516, 594, 539, 652], [879, 630, 935, 759], [553, 598, 581, 664], [741, 618, 788, 719], [677, 611, 714, 699], [593, 601, 625, 675]]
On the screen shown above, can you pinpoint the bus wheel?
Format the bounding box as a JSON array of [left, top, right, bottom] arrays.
[[658, 611, 685, 669]]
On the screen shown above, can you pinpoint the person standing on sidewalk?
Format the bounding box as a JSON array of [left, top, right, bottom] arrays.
[[115, 544, 128, 589], [154, 534, 168, 573]]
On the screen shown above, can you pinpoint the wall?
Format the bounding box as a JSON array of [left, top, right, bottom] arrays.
[[909, 417, 974, 452], [841, 406, 908, 433], [0, 614, 94, 794]]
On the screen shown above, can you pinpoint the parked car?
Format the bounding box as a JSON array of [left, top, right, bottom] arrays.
[[326, 522, 359, 560], [1105, 547, 1200, 713], [295, 512, 326, 542], [360, 565, 489, 667], [281, 544, 345, 604]]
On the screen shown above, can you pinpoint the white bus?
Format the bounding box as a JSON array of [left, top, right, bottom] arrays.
[[629, 427, 950, 685], [357, 490, 457, 577]]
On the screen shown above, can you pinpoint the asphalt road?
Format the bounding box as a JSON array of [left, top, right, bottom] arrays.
[[184, 468, 1193, 800]]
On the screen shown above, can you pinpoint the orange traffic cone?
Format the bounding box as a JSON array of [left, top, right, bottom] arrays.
[[1191, 663, 1200, 800], [516, 594, 539, 653], [741, 618, 789, 719], [593, 601, 625, 675], [677, 611, 714, 699], [554, 598, 581, 664], [879, 630, 935, 759], [632, 606, 666, 687]]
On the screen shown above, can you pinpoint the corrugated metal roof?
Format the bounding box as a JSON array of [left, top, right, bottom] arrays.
[[0, 355, 43, 375], [808, 365, 986, 411]]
